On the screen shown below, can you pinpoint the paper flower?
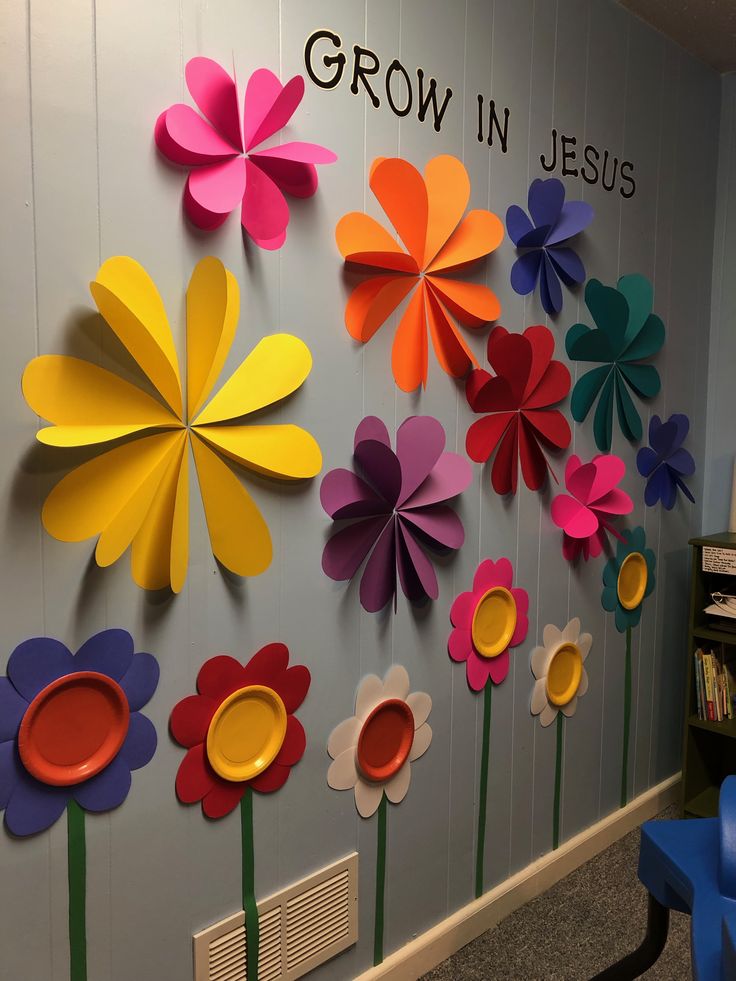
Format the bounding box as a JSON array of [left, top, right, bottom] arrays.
[[551, 453, 633, 562], [156, 58, 337, 248], [636, 413, 695, 510], [449, 558, 529, 691], [530, 619, 591, 728], [601, 526, 655, 808], [507, 178, 593, 315], [22, 256, 321, 592], [601, 526, 656, 633], [530, 618, 591, 850], [0, 629, 158, 836], [327, 665, 431, 965], [172, 643, 309, 978], [465, 325, 571, 494], [336, 155, 504, 391], [171, 644, 309, 816], [327, 665, 431, 818], [321, 415, 472, 613], [566, 274, 665, 451], [448, 557, 528, 894]]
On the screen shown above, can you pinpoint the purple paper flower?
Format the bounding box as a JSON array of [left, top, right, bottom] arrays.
[[636, 413, 695, 510], [506, 178, 594, 315], [320, 416, 473, 613], [0, 630, 159, 836]]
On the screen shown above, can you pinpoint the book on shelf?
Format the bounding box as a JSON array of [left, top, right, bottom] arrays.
[[693, 645, 736, 723]]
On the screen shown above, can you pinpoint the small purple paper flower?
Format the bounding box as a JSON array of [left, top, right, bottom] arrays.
[[506, 178, 594, 316], [0, 630, 158, 836], [320, 415, 473, 613], [636, 413, 695, 510]]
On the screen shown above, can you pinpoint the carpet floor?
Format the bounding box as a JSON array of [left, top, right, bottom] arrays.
[[421, 806, 691, 980]]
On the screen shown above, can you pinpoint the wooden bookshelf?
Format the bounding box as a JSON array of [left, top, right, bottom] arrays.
[[682, 533, 736, 818]]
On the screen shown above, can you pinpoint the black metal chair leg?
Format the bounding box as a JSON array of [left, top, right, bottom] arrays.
[[589, 893, 670, 980]]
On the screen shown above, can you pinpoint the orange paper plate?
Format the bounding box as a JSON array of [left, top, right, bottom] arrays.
[[18, 671, 130, 786], [357, 698, 414, 783]]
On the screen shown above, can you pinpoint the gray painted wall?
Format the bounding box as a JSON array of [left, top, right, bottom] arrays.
[[704, 72, 736, 535], [0, 1, 721, 978]]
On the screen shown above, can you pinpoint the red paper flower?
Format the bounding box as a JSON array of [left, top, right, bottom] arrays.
[[465, 325, 571, 494], [171, 644, 309, 818]]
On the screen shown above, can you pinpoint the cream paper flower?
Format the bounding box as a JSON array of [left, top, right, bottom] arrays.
[[530, 618, 592, 727], [327, 665, 432, 817]]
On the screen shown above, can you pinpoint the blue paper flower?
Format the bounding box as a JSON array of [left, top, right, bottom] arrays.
[[506, 177, 593, 315], [636, 413, 695, 510], [601, 527, 656, 632], [0, 629, 159, 836]]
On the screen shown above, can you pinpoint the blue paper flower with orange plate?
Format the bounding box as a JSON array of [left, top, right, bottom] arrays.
[[636, 413, 695, 510], [506, 177, 593, 315], [0, 629, 159, 981]]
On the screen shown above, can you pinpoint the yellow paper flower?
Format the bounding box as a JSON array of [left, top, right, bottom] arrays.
[[22, 256, 322, 592]]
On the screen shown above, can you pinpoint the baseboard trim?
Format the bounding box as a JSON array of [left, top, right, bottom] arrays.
[[356, 773, 681, 981]]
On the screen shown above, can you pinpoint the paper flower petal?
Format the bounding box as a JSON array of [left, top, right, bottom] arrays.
[[155, 104, 239, 165], [345, 276, 416, 343], [391, 283, 429, 392], [7, 638, 73, 701], [528, 177, 565, 231], [185, 57, 242, 150], [396, 415, 446, 506], [336, 212, 419, 274], [246, 72, 304, 151], [423, 154, 470, 267], [191, 435, 272, 576], [195, 333, 311, 426], [546, 200, 594, 245], [427, 210, 504, 273], [370, 157, 428, 266]]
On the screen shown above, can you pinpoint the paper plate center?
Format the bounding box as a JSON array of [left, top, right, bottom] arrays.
[[546, 643, 583, 707], [18, 671, 129, 786], [357, 699, 414, 783], [617, 551, 648, 611], [471, 587, 517, 658], [206, 685, 287, 783]]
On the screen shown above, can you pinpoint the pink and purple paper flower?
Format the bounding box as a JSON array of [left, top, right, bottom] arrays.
[[448, 558, 529, 691], [636, 413, 695, 510], [506, 178, 593, 316], [320, 415, 472, 613], [551, 453, 633, 562], [0, 630, 158, 836], [156, 57, 337, 249]]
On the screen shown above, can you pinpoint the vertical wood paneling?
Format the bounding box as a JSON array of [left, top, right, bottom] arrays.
[[0, 1, 723, 978]]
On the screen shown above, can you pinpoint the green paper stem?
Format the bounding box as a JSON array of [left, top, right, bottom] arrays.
[[553, 712, 564, 850], [240, 789, 259, 980], [67, 801, 87, 981], [374, 793, 387, 966], [475, 679, 492, 899], [621, 626, 632, 808]]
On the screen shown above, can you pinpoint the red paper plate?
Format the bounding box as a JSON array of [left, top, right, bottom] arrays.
[[18, 671, 130, 787], [357, 698, 414, 783]]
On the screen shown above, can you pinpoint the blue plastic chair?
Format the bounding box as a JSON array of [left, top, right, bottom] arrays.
[[592, 776, 736, 980]]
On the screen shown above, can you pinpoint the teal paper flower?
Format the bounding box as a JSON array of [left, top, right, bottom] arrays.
[[601, 526, 656, 632], [566, 275, 665, 452]]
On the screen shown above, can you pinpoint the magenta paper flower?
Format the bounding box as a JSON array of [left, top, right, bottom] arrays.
[[320, 415, 472, 613], [449, 558, 529, 691], [551, 454, 633, 562], [155, 57, 337, 249]]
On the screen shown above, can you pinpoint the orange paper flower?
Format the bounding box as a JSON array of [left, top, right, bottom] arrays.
[[336, 155, 504, 391]]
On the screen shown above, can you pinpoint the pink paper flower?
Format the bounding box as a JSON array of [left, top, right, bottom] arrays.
[[156, 57, 337, 249], [551, 453, 633, 562], [449, 558, 529, 691]]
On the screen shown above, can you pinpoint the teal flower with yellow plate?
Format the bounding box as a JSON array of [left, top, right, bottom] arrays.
[[601, 526, 656, 632], [601, 526, 656, 808], [566, 275, 665, 452]]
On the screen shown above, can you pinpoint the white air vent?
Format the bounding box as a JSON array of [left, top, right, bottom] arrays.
[[193, 853, 358, 981]]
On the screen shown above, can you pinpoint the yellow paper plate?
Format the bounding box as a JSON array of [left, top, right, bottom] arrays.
[[546, 642, 583, 707], [617, 551, 648, 611], [206, 685, 287, 783], [471, 586, 517, 658]]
